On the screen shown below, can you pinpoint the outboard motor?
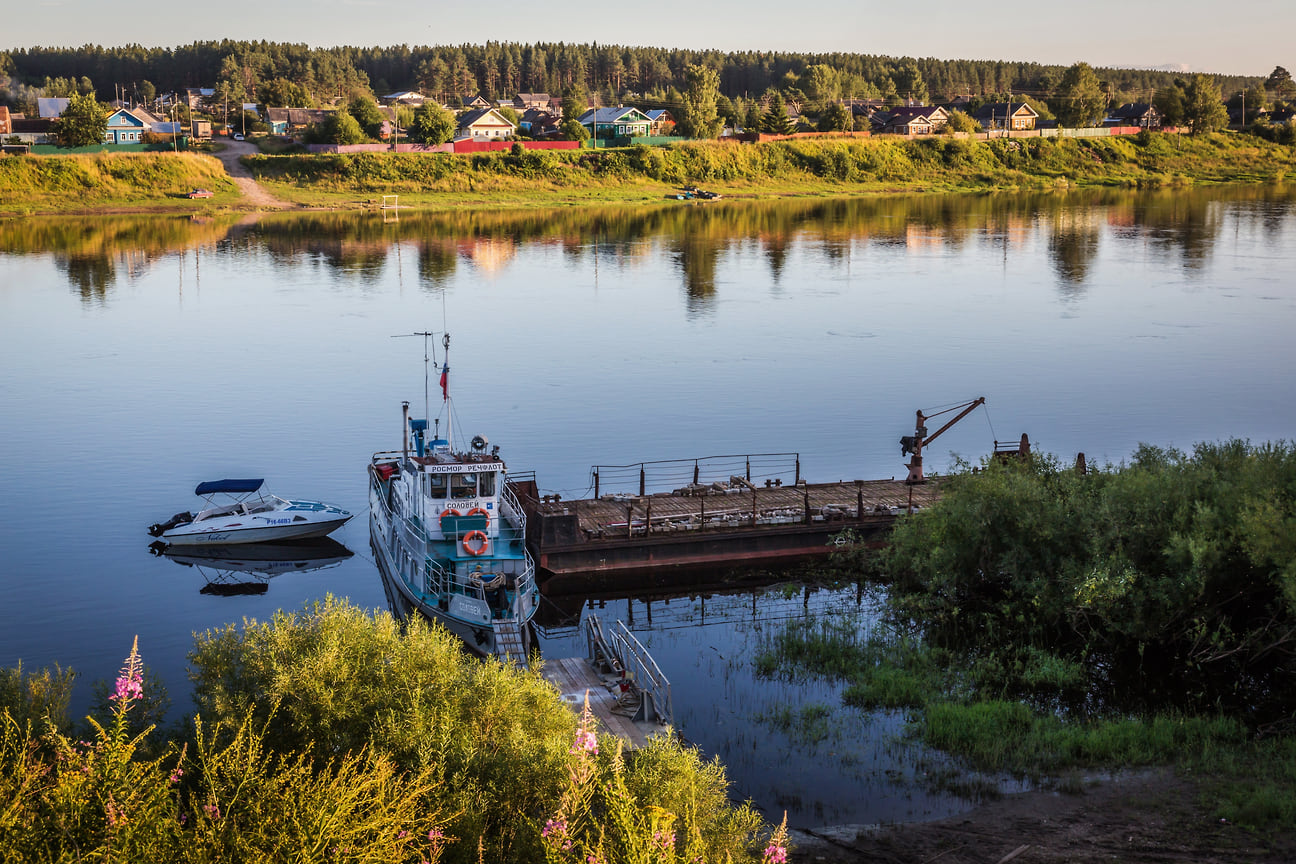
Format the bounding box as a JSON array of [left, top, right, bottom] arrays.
[[148, 511, 193, 537]]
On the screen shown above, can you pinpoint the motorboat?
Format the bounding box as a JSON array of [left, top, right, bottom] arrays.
[[148, 479, 352, 546], [369, 332, 539, 659]]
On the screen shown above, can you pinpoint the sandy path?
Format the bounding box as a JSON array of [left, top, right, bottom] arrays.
[[210, 139, 292, 209]]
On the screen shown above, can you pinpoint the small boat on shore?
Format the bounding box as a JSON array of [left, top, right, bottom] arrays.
[[148, 479, 352, 546], [368, 332, 539, 658]]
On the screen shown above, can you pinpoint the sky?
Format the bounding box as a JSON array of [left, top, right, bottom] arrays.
[[5, 0, 1292, 77]]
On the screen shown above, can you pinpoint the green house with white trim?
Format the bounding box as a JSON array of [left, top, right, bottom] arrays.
[[577, 106, 652, 142]]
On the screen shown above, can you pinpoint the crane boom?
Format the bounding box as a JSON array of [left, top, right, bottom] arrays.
[[901, 397, 985, 484]]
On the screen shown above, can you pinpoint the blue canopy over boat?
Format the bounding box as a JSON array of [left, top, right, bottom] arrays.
[[195, 479, 265, 496]]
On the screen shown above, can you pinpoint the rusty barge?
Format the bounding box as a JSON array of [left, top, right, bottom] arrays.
[[513, 399, 1025, 593]]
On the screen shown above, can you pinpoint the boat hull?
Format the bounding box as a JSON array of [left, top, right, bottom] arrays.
[[369, 515, 504, 656], [162, 516, 350, 546]]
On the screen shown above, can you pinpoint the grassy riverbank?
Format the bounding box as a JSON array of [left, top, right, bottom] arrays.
[[2, 131, 1293, 217], [0, 151, 236, 215], [760, 440, 1296, 834]]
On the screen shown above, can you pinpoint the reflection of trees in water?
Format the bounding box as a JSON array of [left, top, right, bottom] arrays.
[[1128, 191, 1220, 271], [670, 236, 722, 315], [417, 240, 457, 289], [59, 254, 116, 303], [1046, 209, 1102, 293]]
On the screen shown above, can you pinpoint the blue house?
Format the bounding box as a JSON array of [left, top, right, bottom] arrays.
[[104, 108, 148, 144]]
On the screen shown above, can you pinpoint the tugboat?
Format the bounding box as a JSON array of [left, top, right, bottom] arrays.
[[368, 333, 538, 659]]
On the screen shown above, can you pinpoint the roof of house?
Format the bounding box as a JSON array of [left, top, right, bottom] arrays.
[[458, 107, 516, 128], [644, 109, 673, 121], [106, 108, 147, 127], [37, 97, 71, 119], [578, 106, 651, 124], [515, 92, 551, 103], [1110, 103, 1156, 120], [970, 102, 1040, 121], [520, 108, 559, 124]]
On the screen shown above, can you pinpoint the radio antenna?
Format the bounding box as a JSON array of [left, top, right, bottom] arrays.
[[391, 331, 437, 422]]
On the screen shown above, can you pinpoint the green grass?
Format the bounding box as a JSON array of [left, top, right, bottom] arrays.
[[5, 131, 1294, 217], [0, 151, 236, 215]]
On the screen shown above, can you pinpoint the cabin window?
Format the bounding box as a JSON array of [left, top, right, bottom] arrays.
[[424, 473, 448, 499], [478, 471, 497, 497], [451, 472, 478, 500]]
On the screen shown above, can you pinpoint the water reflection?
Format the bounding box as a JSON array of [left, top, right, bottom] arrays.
[[5, 185, 1292, 310], [151, 538, 354, 596], [530, 578, 1023, 829]]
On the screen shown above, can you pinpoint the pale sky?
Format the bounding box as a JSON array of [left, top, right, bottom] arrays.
[[6, 0, 1291, 77]]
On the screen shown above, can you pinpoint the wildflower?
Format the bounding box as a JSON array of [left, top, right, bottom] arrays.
[[203, 804, 222, 820], [570, 728, 598, 755], [762, 843, 788, 864], [169, 768, 184, 783], [542, 818, 566, 838], [427, 828, 444, 842], [763, 811, 790, 864], [179, 813, 188, 825], [398, 830, 408, 839], [111, 637, 145, 704], [653, 829, 675, 851]]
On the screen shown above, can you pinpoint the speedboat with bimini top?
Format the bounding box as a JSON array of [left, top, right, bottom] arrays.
[[369, 332, 539, 659], [148, 479, 352, 546]]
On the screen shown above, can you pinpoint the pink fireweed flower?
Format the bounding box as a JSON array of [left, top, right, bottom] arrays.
[[653, 829, 675, 850], [763, 843, 788, 864], [570, 728, 598, 755], [542, 818, 566, 838], [203, 804, 221, 820], [169, 768, 184, 783], [112, 673, 142, 703], [427, 828, 444, 841]]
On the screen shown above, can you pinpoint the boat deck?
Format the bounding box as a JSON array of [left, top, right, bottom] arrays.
[[540, 656, 662, 750]]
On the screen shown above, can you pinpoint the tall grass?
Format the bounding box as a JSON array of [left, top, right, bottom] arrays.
[[0, 599, 768, 863]]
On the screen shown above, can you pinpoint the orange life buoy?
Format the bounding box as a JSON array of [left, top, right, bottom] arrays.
[[462, 530, 489, 556], [467, 506, 490, 526], [439, 509, 461, 532]]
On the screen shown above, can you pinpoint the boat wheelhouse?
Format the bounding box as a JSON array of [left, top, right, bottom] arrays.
[[368, 346, 538, 658]]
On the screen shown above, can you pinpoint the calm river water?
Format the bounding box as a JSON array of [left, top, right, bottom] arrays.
[[2, 186, 1295, 827]]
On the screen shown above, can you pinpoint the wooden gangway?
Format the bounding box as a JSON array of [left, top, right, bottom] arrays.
[[540, 617, 672, 749]]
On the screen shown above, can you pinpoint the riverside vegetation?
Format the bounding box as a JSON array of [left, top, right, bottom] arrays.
[[758, 440, 1296, 832], [0, 599, 776, 864], [2, 130, 1295, 216]]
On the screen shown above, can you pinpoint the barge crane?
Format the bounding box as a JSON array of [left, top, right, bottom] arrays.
[[900, 397, 986, 484]]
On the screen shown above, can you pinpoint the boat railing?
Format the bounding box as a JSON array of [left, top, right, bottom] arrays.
[[584, 617, 673, 726], [500, 482, 528, 533]]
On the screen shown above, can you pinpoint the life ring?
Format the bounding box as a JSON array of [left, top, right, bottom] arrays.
[[467, 506, 490, 526], [462, 530, 489, 556], [439, 509, 461, 532]]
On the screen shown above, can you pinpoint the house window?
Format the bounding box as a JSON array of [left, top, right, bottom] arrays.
[[617, 125, 625, 135]]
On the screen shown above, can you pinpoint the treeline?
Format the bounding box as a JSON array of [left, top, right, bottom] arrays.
[[1, 40, 1264, 114]]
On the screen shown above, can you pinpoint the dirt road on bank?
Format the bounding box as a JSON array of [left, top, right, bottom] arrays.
[[210, 139, 291, 209], [788, 770, 1292, 864]]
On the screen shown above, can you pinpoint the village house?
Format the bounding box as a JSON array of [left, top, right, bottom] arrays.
[[1107, 103, 1161, 128], [459, 94, 492, 111], [644, 108, 675, 135], [518, 108, 561, 137], [876, 104, 949, 134], [513, 93, 554, 112], [971, 102, 1040, 131], [455, 107, 516, 141], [578, 106, 652, 140], [104, 107, 149, 143], [266, 107, 331, 136], [382, 90, 425, 105]]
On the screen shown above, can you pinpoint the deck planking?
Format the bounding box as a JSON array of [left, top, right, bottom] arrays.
[[536, 478, 944, 540], [541, 656, 657, 749]]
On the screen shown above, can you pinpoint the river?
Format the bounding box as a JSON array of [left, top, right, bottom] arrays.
[[1, 185, 1294, 827]]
